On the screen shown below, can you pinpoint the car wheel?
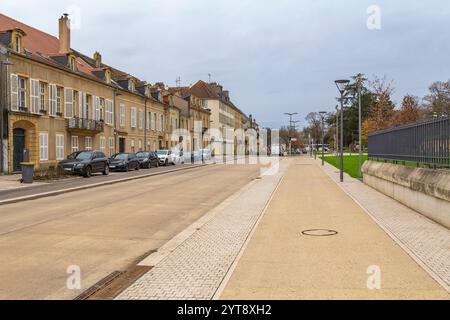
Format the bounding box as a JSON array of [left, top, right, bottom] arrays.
[[165, 159, 168, 166], [135, 163, 140, 170], [103, 164, 109, 175], [83, 166, 92, 178]]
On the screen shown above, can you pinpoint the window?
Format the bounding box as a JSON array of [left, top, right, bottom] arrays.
[[100, 136, 106, 153], [138, 110, 143, 130], [120, 105, 125, 127], [39, 132, 48, 161], [56, 87, 62, 115], [85, 137, 92, 151], [109, 137, 115, 156], [131, 107, 137, 128], [71, 136, 79, 153], [14, 35, 21, 53], [130, 139, 135, 153], [56, 134, 65, 160], [39, 82, 46, 112], [146, 111, 150, 130], [18, 77, 26, 111]]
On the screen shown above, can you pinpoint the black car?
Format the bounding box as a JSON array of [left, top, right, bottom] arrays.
[[58, 151, 109, 177], [136, 151, 159, 169], [109, 153, 140, 172]]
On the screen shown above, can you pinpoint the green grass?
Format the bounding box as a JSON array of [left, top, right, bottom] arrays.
[[322, 154, 368, 178]]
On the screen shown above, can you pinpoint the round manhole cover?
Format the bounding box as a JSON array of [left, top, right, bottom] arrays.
[[302, 229, 338, 237]]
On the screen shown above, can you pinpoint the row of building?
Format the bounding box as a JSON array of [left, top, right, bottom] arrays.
[[0, 13, 258, 174]]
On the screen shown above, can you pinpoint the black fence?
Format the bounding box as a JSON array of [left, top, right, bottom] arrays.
[[368, 117, 450, 168]]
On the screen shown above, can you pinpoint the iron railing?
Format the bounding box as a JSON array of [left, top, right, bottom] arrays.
[[66, 117, 104, 133], [368, 117, 450, 167]]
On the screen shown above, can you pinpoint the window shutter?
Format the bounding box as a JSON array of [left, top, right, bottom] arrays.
[[106, 99, 113, 125], [82, 92, 87, 119], [30, 79, 36, 114], [49, 84, 57, 116], [64, 88, 73, 118], [78, 91, 83, 118], [93, 96, 98, 120], [10, 74, 18, 111]]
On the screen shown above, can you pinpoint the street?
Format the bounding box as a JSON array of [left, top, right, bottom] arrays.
[[0, 164, 261, 299]]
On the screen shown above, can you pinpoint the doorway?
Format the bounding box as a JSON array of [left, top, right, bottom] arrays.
[[119, 137, 126, 153], [13, 128, 25, 172]]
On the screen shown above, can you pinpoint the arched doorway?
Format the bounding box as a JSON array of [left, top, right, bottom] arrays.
[[13, 128, 25, 171]]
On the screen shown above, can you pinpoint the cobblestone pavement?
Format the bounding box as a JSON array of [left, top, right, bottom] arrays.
[[117, 161, 287, 300], [321, 161, 450, 292]]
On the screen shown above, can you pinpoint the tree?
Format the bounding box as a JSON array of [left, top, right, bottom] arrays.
[[423, 80, 450, 115], [362, 76, 396, 142], [391, 95, 422, 126]]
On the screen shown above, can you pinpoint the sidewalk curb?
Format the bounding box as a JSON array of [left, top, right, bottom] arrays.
[[0, 164, 207, 206]]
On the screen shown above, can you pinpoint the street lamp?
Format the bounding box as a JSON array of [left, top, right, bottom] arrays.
[[319, 111, 327, 166], [335, 79, 350, 182], [354, 73, 366, 178]]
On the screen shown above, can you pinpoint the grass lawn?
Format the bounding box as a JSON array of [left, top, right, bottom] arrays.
[[322, 154, 368, 178]]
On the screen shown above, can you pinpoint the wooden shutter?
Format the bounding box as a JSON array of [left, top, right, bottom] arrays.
[[10, 74, 18, 111], [64, 88, 73, 118], [49, 84, 57, 116], [78, 91, 83, 118], [82, 92, 87, 119]]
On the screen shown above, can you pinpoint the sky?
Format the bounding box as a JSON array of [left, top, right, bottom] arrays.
[[2, 0, 450, 129]]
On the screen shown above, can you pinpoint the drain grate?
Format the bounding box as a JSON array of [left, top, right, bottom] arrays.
[[74, 271, 124, 300], [302, 229, 338, 237]]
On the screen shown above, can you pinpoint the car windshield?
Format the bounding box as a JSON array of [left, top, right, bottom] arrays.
[[67, 152, 81, 160], [75, 152, 93, 160], [112, 153, 129, 160], [136, 152, 149, 158], [157, 150, 168, 155]]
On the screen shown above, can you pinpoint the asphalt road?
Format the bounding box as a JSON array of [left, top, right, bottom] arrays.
[[0, 163, 204, 202], [0, 163, 261, 299]]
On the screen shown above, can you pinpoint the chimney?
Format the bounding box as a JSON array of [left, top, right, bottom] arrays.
[[58, 14, 71, 54], [93, 51, 102, 68]]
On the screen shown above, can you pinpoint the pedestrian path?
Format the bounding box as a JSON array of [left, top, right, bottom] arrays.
[[117, 160, 288, 300], [220, 157, 449, 299]]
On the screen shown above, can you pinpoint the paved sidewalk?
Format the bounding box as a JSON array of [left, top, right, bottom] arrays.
[[220, 157, 449, 299], [117, 161, 287, 300]]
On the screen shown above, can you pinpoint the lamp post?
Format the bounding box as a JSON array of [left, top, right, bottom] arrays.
[[335, 79, 350, 182], [354, 73, 366, 178], [319, 111, 327, 166]]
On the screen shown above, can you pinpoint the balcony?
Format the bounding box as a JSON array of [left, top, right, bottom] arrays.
[[66, 117, 104, 134]]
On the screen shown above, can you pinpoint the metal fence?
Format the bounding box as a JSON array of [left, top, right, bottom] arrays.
[[368, 117, 450, 167]]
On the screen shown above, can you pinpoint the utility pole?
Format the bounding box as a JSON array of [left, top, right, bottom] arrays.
[[175, 77, 181, 87], [284, 112, 298, 155], [208, 73, 211, 83]]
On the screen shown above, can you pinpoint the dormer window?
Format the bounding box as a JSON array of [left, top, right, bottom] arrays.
[[128, 79, 135, 92], [11, 29, 26, 54], [105, 69, 111, 84], [68, 55, 77, 71]]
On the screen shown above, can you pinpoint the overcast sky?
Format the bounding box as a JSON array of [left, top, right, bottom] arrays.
[[2, 0, 450, 128]]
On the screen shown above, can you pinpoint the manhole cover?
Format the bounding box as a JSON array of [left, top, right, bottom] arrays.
[[302, 229, 338, 237]]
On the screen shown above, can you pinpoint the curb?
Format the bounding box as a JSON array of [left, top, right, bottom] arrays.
[[0, 164, 207, 206]]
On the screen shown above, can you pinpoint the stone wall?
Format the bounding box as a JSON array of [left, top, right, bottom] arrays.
[[362, 160, 450, 229]]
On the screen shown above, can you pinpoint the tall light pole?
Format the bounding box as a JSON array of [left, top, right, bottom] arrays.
[[319, 111, 327, 166], [354, 73, 366, 178], [335, 105, 339, 166], [284, 112, 298, 155], [335, 79, 350, 182]]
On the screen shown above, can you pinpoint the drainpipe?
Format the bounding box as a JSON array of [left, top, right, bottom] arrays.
[[0, 49, 12, 175], [144, 97, 147, 151], [113, 88, 118, 154]]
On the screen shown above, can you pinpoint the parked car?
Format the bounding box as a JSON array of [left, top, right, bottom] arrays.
[[200, 149, 212, 160], [58, 151, 109, 177], [109, 153, 140, 171], [172, 151, 185, 165], [157, 150, 175, 166], [136, 151, 159, 169]]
